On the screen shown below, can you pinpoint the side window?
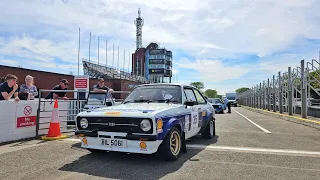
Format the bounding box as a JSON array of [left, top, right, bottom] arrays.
[[193, 89, 206, 104], [184, 89, 197, 102]]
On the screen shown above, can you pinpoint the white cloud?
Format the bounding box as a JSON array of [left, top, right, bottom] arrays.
[[0, 0, 319, 93], [0, 59, 19, 66], [176, 58, 251, 82]]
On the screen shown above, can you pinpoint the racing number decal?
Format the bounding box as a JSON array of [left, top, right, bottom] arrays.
[[193, 114, 197, 124], [191, 112, 198, 131], [184, 115, 189, 132]]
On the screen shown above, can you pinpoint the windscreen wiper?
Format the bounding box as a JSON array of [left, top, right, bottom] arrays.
[[134, 99, 153, 103]]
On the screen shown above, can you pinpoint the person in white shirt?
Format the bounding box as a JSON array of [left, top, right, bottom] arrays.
[[224, 97, 231, 113]]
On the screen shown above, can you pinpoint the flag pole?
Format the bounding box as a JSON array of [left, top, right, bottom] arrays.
[[77, 27, 80, 75]]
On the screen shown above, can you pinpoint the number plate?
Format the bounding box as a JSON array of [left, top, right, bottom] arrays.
[[101, 138, 127, 147]]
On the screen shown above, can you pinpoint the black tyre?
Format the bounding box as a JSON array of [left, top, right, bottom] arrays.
[[221, 110, 224, 114], [159, 127, 182, 161], [235, 104, 238, 107], [202, 118, 215, 139]]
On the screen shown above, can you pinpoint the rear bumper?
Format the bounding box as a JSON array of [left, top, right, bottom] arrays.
[[77, 131, 162, 154]]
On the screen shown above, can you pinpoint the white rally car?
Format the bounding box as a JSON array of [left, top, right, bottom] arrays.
[[75, 83, 215, 161]]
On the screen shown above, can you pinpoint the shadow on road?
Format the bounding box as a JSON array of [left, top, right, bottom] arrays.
[[59, 137, 219, 180], [187, 135, 219, 145]]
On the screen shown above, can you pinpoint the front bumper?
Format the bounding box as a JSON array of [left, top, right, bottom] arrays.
[[76, 130, 162, 154]]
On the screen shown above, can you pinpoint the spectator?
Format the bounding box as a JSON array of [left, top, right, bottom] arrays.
[[19, 75, 38, 99], [0, 74, 20, 101], [92, 78, 114, 93], [45, 79, 69, 100]]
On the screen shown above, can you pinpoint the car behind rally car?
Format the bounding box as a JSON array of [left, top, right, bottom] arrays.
[[75, 83, 215, 161], [207, 98, 226, 114], [83, 91, 114, 111]]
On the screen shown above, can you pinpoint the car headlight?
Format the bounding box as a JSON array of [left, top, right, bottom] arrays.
[[80, 118, 88, 129], [219, 105, 222, 108], [140, 119, 151, 132]]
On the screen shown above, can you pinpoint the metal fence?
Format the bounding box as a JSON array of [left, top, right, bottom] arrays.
[[237, 58, 320, 119], [36, 89, 130, 137]]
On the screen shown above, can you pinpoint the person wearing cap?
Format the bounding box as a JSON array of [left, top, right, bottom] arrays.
[[92, 78, 114, 93], [0, 74, 20, 101], [45, 79, 69, 100]]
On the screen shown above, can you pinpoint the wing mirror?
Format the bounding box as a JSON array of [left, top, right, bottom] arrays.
[[184, 101, 197, 107]]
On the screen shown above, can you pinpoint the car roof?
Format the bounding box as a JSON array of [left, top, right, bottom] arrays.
[[135, 83, 194, 89]]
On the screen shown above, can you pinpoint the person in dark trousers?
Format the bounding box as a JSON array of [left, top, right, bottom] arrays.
[[45, 79, 69, 100], [224, 97, 231, 113]]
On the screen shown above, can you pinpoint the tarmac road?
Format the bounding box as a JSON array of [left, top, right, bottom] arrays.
[[0, 107, 320, 180]]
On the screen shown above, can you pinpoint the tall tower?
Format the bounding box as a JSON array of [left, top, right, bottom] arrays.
[[134, 8, 144, 50]]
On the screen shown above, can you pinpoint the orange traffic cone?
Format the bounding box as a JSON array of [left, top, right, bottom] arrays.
[[41, 100, 68, 140]]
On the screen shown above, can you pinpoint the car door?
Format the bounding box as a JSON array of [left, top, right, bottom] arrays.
[[183, 88, 201, 139], [192, 88, 209, 129]]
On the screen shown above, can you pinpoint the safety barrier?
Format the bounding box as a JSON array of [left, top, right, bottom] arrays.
[[0, 89, 130, 143], [0, 100, 39, 143], [36, 89, 130, 137], [237, 57, 320, 118]]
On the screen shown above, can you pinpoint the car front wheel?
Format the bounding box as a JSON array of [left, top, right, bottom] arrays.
[[202, 118, 215, 139], [159, 127, 182, 161]]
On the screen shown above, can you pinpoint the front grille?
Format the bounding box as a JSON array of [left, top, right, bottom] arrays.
[[212, 105, 220, 109], [77, 117, 153, 134]]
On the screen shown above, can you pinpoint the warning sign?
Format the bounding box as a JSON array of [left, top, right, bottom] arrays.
[[74, 75, 89, 89], [16, 105, 37, 128], [75, 79, 88, 88]]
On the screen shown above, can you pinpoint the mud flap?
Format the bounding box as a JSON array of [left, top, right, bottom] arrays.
[[181, 132, 187, 153]]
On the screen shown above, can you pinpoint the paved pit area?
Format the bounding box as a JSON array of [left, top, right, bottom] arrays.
[[0, 107, 320, 180]]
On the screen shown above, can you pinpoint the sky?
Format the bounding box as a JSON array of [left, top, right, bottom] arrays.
[[0, 0, 319, 95]]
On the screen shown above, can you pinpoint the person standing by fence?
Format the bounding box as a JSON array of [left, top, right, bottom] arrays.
[[19, 75, 38, 99], [45, 79, 69, 100], [0, 74, 20, 101]]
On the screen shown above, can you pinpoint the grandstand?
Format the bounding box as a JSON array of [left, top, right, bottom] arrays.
[[82, 58, 150, 83]]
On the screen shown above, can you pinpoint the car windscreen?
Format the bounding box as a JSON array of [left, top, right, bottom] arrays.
[[87, 93, 106, 105], [208, 99, 221, 103], [123, 85, 182, 104]]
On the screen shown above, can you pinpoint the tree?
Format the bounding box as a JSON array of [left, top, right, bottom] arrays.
[[236, 87, 250, 94], [190, 82, 204, 90], [205, 89, 217, 98]]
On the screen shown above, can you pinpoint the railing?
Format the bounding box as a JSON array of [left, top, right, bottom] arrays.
[[36, 89, 131, 137], [237, 55, 320, 119]]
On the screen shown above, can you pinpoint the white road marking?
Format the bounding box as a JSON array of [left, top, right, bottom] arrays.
[[187, 144, 320, 156], [232, 108, 271, 134]]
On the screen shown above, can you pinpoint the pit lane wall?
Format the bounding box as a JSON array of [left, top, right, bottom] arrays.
[[0, 99, 68, 144]]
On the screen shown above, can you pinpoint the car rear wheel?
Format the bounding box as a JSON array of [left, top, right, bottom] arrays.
[[202, 118, 215, 139], [159, 127, 181, 161]]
